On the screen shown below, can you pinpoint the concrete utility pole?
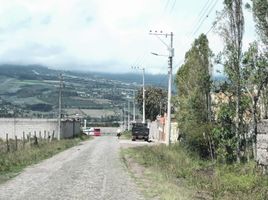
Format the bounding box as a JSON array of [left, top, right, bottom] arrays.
[[131, 66, 146, 124], [58, 73, 63, 140], [128, 101, 130, 130], [133, 90, 136, 122], [123, 103, 126, 130], [150, 30, 174, 145], [142, 68, 145, 124]]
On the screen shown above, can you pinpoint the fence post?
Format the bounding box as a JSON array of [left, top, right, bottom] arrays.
[[39, 131, 42, 141], [29, 132, 31, 143], [6, 133, 9, 152], [52, 131, 55, 141], [44, 131, 46, 140], [23, 132, 25, 148], [15, 136, 18, 151], [34, 131, 38, 145], [48, 131, 52, 142]]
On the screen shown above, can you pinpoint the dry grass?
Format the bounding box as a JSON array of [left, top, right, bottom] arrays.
[[0, 135, 91, 184]]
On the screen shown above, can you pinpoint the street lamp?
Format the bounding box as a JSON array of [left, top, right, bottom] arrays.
[[151, 52, 169, 57], [150, 30, 174, 145], [131, 66, 146, 124]]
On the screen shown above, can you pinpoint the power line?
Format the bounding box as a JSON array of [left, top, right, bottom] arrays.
[[206, 10, 226, 35], [192, 0, 220, 36], [193, 0, 214, 30], [131, 52, 147, 69], [197, 0, 212, 19], [164, 0, 170, 11], [170, 0, 177, 13]]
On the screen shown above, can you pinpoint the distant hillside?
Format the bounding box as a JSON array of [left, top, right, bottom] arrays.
[[70, 71, 169, 88], [0, 65, 168, 87], [0, 64, 226, 88], [0, 64, 58, 80]]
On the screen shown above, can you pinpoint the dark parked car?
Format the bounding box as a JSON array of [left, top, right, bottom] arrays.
[[131, 123, 149, 141]]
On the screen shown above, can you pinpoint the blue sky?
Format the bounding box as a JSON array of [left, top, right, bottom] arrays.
[[0, 0, 256, 74]]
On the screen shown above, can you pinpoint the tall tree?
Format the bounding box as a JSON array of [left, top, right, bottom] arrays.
[[175, 34, 213, 157], [217, 0, 244, 163], [251, 0, 268, 119], [242, 41, 268, 158], [251, 0, 268, 47], [136, 87, 167, 121]]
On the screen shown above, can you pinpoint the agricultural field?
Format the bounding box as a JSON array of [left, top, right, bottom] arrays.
[[65, 108, 117, 118], [0, 65, 142, 120]]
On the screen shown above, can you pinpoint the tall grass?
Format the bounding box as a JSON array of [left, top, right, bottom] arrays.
[[123, 144, 268, 200], [0, 135, 91, 183]]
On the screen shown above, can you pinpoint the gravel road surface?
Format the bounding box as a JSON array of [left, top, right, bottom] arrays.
[[0, 136, 144, 200]]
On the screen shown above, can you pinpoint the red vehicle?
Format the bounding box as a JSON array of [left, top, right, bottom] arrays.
[[94, 128, 101, 136]]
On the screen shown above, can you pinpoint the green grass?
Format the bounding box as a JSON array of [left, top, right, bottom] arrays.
[[120, 130, 132, 140], [122, 144, 268, 200], [0, 135, 92, 184]]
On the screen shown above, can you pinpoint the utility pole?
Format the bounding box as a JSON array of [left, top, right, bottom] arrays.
[[142, 68, 145, 124], [128, 101, 130, 130], [133, 90, 136, 122], [58, 73, 63, 140], [123, 103, 126, 130], [131, 66, 146, 124], [149, 31, 174, 145], [160, 100, 162, 116]]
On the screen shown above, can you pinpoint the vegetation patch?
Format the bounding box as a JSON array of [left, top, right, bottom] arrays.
[[120, 130, 132, 140], [0, 134, 92, 184], [122, 144, 268, 200]]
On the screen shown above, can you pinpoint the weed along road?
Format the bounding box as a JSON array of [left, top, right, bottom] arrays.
[[0, 136, 144, 200]]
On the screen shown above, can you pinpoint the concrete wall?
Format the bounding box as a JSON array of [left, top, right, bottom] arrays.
[[61, 119, 81, 138], [149, 121, 161, 141], [0, 118, 80, 140], [148, 116, 178, 144], [256, 120, 268, 166]]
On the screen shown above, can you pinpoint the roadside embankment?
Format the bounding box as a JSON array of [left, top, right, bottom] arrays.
[[0, 134, 92, 184], [121, 144, 268, 200]]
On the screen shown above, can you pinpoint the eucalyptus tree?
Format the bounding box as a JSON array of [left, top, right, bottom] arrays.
[[175, 34, 213, 157], [242, 41, 268, 158], [217, 0, 245, 163], [251, 0, 268, 48], [251, 0, 268, 121]]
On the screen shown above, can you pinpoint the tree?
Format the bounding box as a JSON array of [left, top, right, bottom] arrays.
[[242, 41, 268, 158], [136, 87, 167, 121], [175, 34, 213, 157], [213, 102, 237, 163], [251, 0, 268, 47], [217, 0, 245, 163], [250, 0, 268, 120]]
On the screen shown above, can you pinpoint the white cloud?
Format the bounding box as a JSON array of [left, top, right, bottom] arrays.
[[0, 0, 256, 74]]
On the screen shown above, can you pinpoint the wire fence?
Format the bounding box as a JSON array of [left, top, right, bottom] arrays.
[[0, 131, 56, 154]]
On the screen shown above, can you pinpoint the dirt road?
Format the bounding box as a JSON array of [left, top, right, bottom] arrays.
[[0, 136, 144, 200]]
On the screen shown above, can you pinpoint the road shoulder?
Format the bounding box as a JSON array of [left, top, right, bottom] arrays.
[[120, 142, 205, 200]]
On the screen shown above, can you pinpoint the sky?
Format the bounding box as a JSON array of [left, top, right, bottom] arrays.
[[0, 0, 257, 74]]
